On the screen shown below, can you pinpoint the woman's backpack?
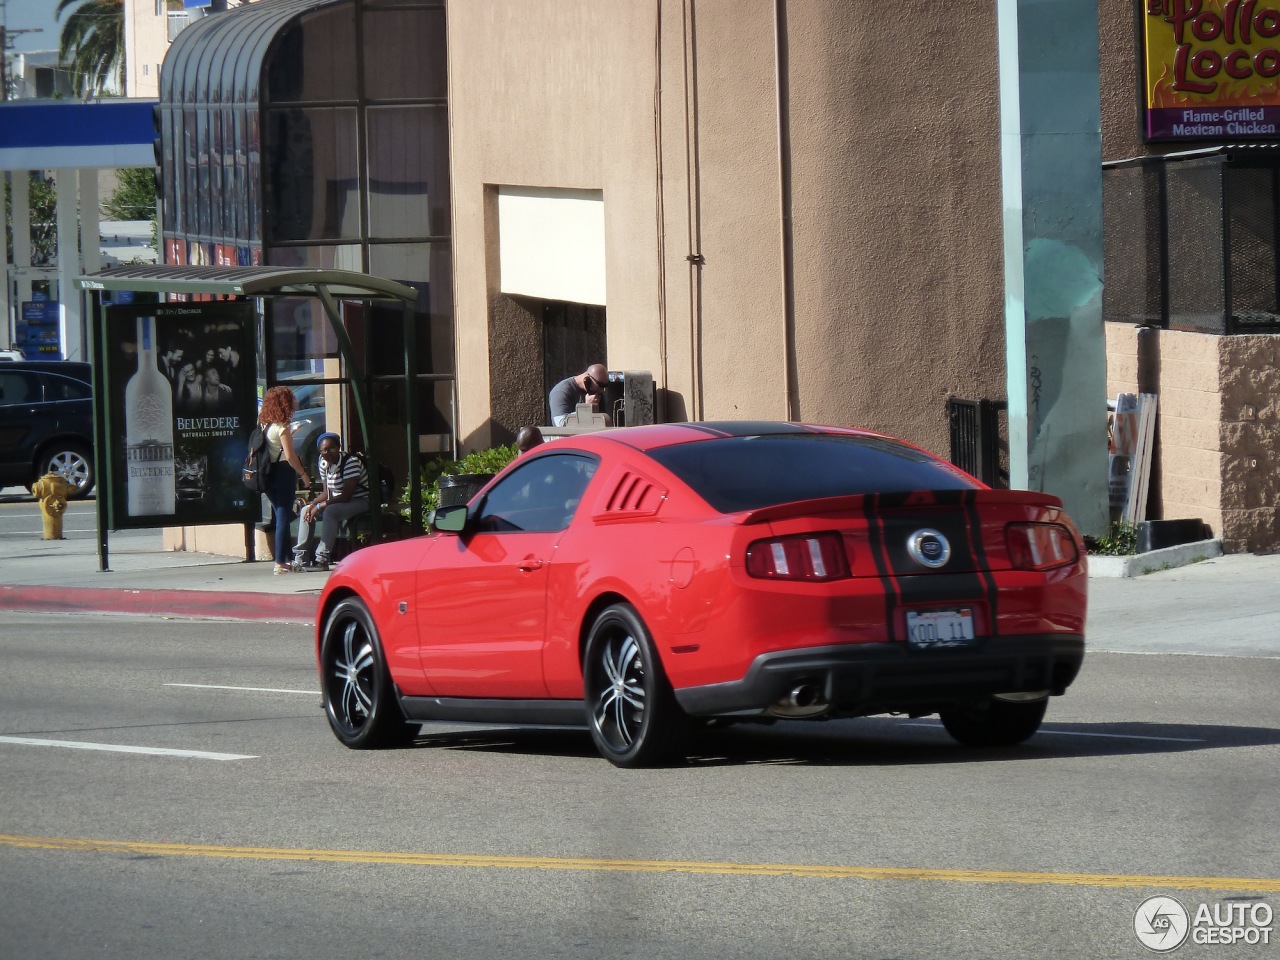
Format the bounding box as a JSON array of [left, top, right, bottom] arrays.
[[242, 424, 274, 492]]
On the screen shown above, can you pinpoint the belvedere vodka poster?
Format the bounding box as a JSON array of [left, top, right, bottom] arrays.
[[105, 302, 256, 529]]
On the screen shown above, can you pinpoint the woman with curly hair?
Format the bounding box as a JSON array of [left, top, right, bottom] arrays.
[[258, 385, 312, 574]]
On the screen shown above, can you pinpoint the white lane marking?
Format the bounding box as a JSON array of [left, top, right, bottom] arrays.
[[0, 736, 256, 760], [899, 721, 1203, 743], [165, 683, 317, 696]]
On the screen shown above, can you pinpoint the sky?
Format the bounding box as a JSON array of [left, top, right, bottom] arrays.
[[2, 0, 62, 55]]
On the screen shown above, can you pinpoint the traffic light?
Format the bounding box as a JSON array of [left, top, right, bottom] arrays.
[[152, 103, 164, 202]]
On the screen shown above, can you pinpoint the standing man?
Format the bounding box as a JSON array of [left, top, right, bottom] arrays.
[[548, 363, 610, 426], [293, 432, 369, 572], [159, 342, 184, 385]]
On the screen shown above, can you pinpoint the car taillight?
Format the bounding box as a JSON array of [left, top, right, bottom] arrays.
[[1006, 523, 1078, 571], [745, 532, 850, 581]]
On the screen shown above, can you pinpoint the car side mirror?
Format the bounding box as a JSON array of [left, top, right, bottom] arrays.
[[431, 503, 469, 533]]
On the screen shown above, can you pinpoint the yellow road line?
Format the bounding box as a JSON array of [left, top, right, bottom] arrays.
[[1, 833, 1277, 892]]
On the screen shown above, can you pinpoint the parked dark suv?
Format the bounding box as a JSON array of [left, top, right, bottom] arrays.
[[0, 361, 96, 497]]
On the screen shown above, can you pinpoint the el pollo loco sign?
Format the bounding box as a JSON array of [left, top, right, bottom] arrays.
[[1145, 0, 1280, 140]]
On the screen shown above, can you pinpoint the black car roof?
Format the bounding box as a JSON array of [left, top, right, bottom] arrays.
[[1, 361, 92, 382]]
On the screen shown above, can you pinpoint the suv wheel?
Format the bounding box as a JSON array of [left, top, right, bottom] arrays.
[[37, 442, 95, 499]]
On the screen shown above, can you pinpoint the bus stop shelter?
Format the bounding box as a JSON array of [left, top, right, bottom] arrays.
[[76, 264, 429, 571]]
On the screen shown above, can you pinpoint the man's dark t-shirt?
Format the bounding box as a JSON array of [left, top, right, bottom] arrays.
[[548, 375, 588, 424]]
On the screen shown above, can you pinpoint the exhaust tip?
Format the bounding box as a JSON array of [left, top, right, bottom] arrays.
[[768, 681, 829, 718]]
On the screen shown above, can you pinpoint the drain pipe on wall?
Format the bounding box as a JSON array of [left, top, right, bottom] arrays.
[[654, 0, 670, 422], [773, 0, 798, 422], [682, 0, 705, 420]]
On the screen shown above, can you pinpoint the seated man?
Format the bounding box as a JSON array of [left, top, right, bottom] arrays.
[[292, 432, 369, 572]]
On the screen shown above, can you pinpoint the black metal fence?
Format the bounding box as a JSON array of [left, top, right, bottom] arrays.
[[1103, 153, 1280, 334], [947, 398, 1008, 488]]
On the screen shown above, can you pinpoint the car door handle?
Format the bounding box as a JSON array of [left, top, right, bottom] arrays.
[[517, 559, 545, 572]]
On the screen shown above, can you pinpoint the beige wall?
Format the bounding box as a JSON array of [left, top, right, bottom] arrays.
[[447, 0, 1006, 456], [1098, 2, 1280, 553], [124, 0, 169, 99], [1106, 324, 1280, 552], [1098, 0, 1142, 163]]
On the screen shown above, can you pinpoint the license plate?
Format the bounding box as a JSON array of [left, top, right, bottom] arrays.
[[906, 608, 975, 649]]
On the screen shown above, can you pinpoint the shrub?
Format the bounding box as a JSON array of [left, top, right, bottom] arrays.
[[1086, 521, 1138, 556], [402, 443, 519, 529]]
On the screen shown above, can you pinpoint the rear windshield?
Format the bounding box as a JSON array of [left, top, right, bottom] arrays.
[[648, 433, 978, 513]]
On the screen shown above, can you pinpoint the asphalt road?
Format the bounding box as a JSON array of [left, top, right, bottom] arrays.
[[0, 613, 1276, 959]]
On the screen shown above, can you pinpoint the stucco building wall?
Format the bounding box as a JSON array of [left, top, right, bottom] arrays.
[[1105, 323, 1280, 552], [1098, 1, 1280, 552], [447, 0, 1006, 457], [124, 0, 169, 99]]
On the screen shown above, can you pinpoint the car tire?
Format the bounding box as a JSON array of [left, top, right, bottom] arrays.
[[38, 442, 95, 498], [938, 694, 1049, 747], [583, 603, 688, 768], [320, 597, 418, 749]]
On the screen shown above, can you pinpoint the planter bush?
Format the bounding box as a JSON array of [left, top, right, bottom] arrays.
[[401, 443, 518, 529], [1085, 521, 1138, 556]]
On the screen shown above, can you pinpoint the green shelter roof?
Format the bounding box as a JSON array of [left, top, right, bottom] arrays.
[[77, 265, 418, 302]]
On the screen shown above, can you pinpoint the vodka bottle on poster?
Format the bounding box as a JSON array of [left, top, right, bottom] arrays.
[[124, 315, 176, 515]]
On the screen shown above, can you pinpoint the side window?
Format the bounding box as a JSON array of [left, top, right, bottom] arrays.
[[44, 375, 90, 402], [0, 372, 35, 406], [474, 454, 598, 533]]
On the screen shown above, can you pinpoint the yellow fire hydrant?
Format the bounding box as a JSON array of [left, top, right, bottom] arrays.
[[31, 472, 71, 540]]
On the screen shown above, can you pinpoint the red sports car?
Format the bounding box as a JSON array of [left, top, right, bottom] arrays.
[[316, 422, 1086, 767]]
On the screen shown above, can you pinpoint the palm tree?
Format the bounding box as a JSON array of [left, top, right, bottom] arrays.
[[56, 0, 125, 98]]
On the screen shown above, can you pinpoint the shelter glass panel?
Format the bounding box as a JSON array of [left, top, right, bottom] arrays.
[[370, 242, 454, 374], [358, 377, 454, 451], [268, 296, 338, 381]]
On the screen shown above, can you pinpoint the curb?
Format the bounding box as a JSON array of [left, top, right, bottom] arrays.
[[1087, 538, 1224, 579], [0, 584, 316, 624]]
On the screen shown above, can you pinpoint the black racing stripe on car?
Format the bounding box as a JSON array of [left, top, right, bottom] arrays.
[[878, 494, 989, 609], [863, 493, 901, 644], [873, 487, 973, 510], [961, 488, 999, 622]]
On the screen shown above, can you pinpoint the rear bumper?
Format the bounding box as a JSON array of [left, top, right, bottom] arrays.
[[672, 634, 1085, 718]]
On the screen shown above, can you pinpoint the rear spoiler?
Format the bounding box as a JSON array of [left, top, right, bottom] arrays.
[[741, 489, 1065, 526]]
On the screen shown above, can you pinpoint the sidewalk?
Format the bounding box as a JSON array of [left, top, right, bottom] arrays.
[[1, 497, 1278, 656], [0, 524, 321, 625]]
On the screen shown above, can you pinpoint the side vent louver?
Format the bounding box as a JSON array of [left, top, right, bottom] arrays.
[[596, 470, 666, 519]]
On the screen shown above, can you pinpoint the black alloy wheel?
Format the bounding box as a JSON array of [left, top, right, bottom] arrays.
[[938, 693, 1049, 747], [320, 598, 418, 749], [583, 603, 687, 768]]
